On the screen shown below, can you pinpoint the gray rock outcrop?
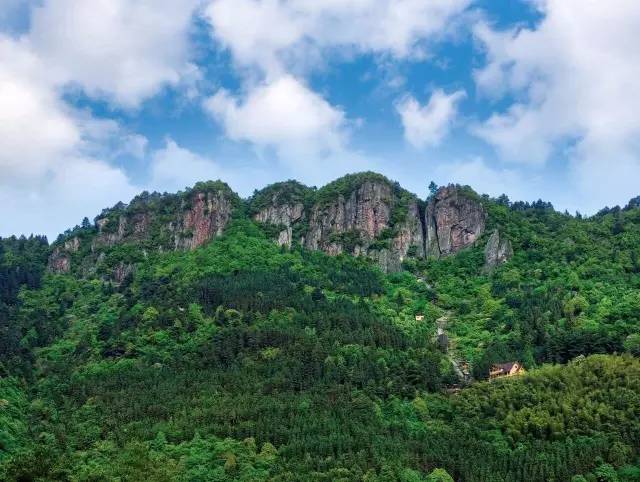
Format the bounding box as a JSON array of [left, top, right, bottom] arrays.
[[483, 229, 513, 270], [254, 202, 305, 248], [48, 182, 237, 275], [425, 186, 487, 258]]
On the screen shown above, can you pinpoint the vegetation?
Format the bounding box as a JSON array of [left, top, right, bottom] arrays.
[[249, 180, 315, 215], [314, 171, 394, 206], [407, 194, 640, 381], [1, 179, 640, 481], [0, 235, 50, 376]]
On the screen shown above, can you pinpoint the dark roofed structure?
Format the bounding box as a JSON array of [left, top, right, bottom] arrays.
[[489, 361, 525, 379]]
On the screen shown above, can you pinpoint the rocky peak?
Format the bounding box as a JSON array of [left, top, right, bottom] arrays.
[[425, 185, 487, 258], [48, 181, 239, 274], [307, 173, 425, 271], [48, 175, 497, 276], [484, 229, 513, 271], [250, 181, 312, 248], [305, 178, 394, 252], [250, 173, 426, 272], [174, 189, 235, 250]]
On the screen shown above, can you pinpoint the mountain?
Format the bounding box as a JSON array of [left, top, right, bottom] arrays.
[[47, 172, 493, 277], [1, 172, 640, 481]]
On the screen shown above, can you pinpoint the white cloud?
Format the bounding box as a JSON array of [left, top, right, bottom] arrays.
[[204, 0, 471, 76], [202, 0, 473, 173], [473, 0, 640, 209], [27, 0, 201, 107], [149, 139, 226, 193], [0, 155, 137, 239], [0, 0, 208, 237], [397, 89, 465, 148], [0, 36, 79, 184], [0, 33, 139, 238], [205, 75, 348, 159], [148, 139, 284, 197]]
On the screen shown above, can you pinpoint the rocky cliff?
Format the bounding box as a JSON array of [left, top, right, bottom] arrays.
[[92, 186, 236, 251], [425, 185, 487, 258], [250, 181, 311, 248], [305, 178, 394, 253], [251, 174, 424, 272], [49, 175, 495, 276], [48, 181, 239, 274], [483, 229, 513, 271]]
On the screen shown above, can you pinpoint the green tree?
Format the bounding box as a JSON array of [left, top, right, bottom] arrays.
[[623, 334, 640, 356], [426, 468, 454, 482], [428, 181, 439, 197]]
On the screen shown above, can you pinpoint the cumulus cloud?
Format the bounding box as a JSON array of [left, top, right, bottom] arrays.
[[204, 0, 472, 75], [149, 139, 228, 193], [205, 75, 348, 159], [0, 33, 139, 238], [28, 0, 201, 107], [472, 0, 640, 210], [0, 157, 136, 240], [0, 0, 206, 237], [0, 37, 77, 184], [397, 89, 465, 148], [202, 0, 471, 163]]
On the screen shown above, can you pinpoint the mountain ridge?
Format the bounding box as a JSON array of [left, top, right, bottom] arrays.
[[46, 172, 499, 276]]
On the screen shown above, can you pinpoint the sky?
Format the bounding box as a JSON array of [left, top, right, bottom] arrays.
[[1, 0, 640, 239]]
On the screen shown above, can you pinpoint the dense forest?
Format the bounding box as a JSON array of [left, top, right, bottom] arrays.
[[1, 175, 640, 481]]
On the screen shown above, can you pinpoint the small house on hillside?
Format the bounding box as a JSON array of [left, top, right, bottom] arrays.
[[489, 361, 525, 379], [415, 314, 425, 321]]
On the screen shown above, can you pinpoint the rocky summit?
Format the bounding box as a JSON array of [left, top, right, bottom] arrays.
[[48, 172, 504, 276]]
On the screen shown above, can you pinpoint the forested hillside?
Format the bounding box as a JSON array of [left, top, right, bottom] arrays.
[[1, 175, 640, 481]]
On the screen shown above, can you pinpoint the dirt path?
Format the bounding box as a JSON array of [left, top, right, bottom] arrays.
[[436, 314, 470, 383]]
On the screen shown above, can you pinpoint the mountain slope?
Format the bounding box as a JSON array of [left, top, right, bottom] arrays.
[[1, 173, 640, 481]]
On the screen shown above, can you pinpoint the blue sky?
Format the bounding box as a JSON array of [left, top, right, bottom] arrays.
[[1, 0, 639, 239]]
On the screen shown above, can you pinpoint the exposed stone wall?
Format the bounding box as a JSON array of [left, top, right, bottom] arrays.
[[425, 186, 487, 258], [49, 177, 496, 276], [174, 191, 234, 250], [484, 229, 513, 271], [254, 202, 305, 248], [49, 187, 236, 275]]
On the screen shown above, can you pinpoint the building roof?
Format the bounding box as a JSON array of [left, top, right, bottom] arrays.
[[492, 361, 518, 372]]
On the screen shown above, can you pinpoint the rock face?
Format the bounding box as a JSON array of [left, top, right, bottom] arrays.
[[484, 229, 513, 270], [48, 236, 80, 273], [251, 181, 310, 248], [113, 262, 135, 283], [96, 211, 150, 247], [49, 176, 492, 276], [253, 175, 424, 272], [48, 248, 71, 273], [305, 180, 393, 253], [370, 197, 425, 273], [64, 237, 81, 253], [173, 190, 235, 250], [425, 186, 487, 258], [255, 203, 305, 247], [48, 182, 238, 275], [305, 179, 424, 271], [92, 187, 235, 252]]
